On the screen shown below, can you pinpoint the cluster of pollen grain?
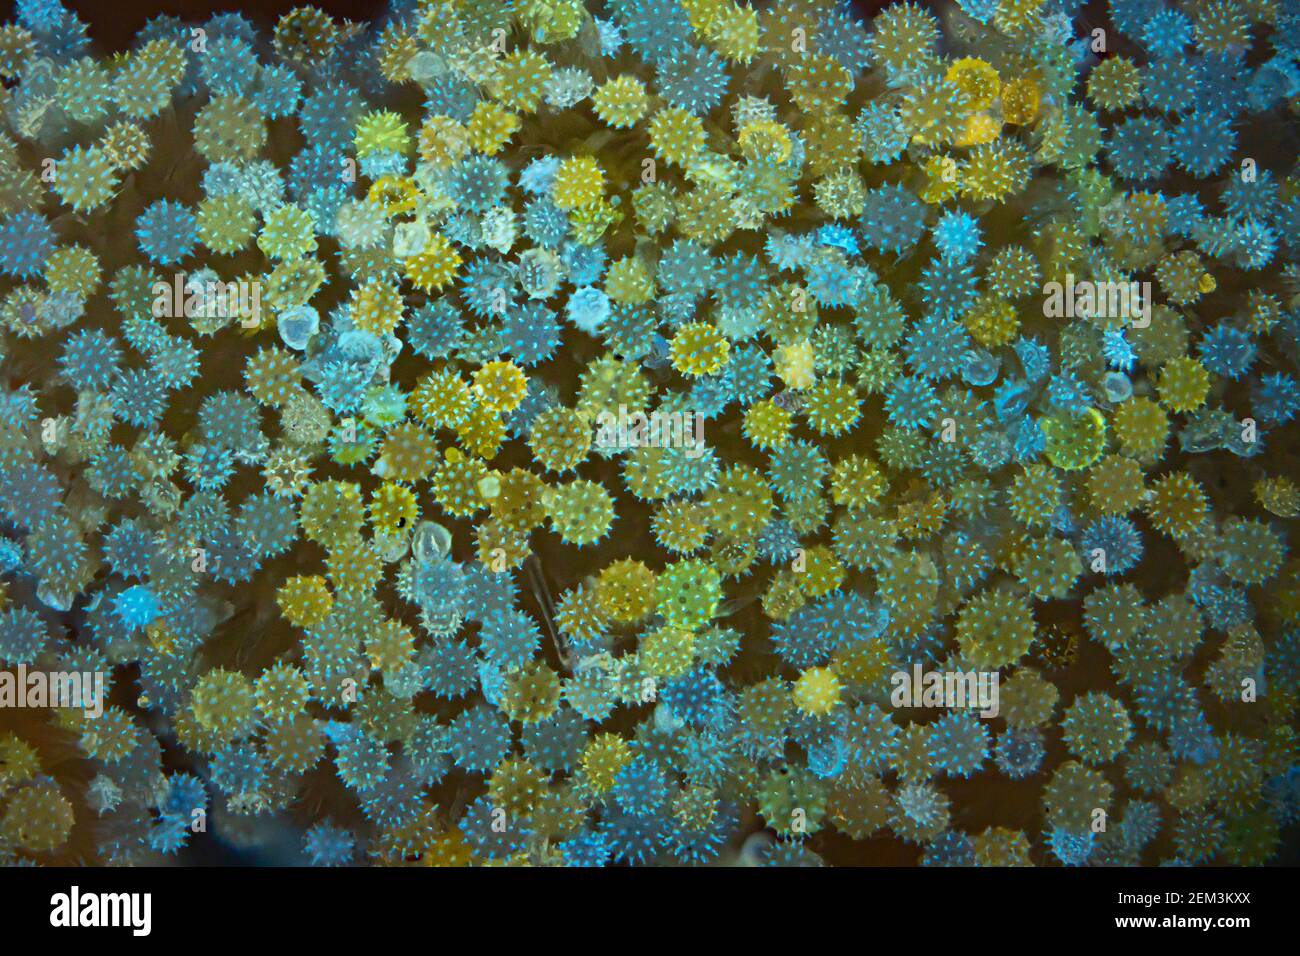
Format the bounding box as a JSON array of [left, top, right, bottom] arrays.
[[0, 0, 1296, 871]]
